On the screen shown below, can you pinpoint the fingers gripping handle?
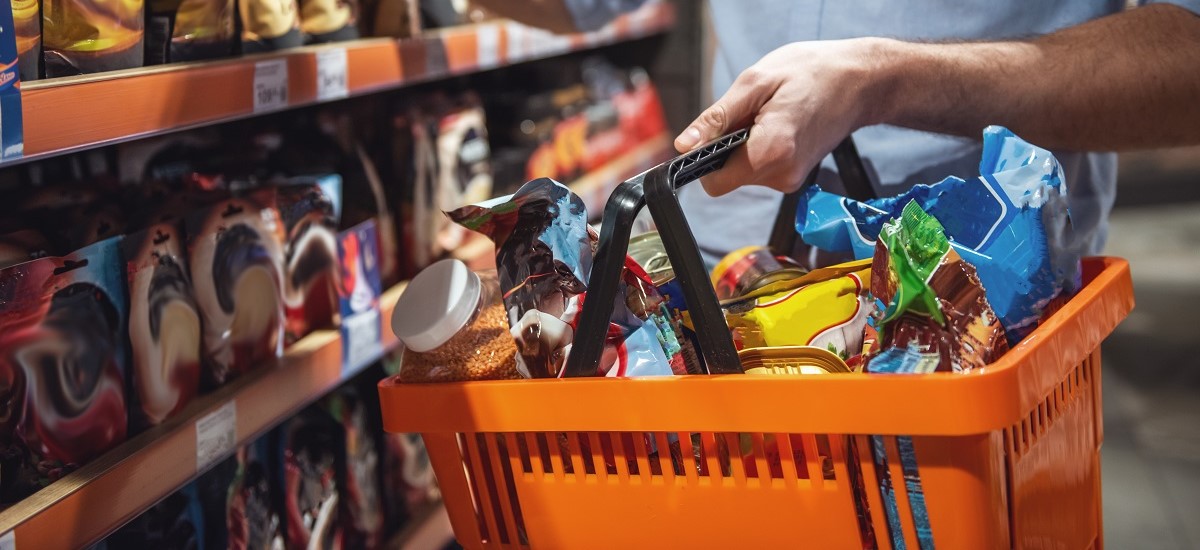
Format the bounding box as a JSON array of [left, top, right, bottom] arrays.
[[562, 129, 750, 377]]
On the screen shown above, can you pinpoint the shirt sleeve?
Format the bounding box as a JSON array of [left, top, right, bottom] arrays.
[[1142, 0, 1200, 14], [562, 0, 650, 32]]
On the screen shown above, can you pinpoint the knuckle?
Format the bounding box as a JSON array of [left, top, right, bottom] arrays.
[[700, 105, 728, 132]]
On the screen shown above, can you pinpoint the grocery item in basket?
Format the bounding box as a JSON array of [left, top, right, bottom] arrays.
[[0, 237, 130, 503], [866, 201, 1008, 374], [722, 259, 872, 363], [186, 189, 286, 389], [796, 126, 1080, 344], [710, 245, 807, 301], [322, 384, 385, 549], [104, 483, 205, 548], [240, 0, 303, 52], [12, 0, 39, 80], [299, 0, 359, 42], [121, 221, 203, 431], [737, 346, 852, 375], [275, 407, 342, 549], [0, 229, 52, 269], [392, 259, 520, 382], [145, 0, 237, 64], [276, 176, 343, 343], [43, 0, 144, 76], [447, 177, 675, 378], [628, 231, 705, 374]]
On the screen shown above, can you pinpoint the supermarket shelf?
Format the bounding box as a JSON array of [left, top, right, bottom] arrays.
[[17, 2, 675, 163], [451, 132, 676, 267], [0, 283, 407, 548]]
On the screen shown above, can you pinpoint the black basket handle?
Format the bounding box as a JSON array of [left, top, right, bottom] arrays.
[[563, 129, 750, 377], [768, 135, 877, 256]]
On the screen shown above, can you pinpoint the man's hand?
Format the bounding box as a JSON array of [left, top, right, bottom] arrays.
[[677, 4, 1200, 196], [674, 39, 889, 196]]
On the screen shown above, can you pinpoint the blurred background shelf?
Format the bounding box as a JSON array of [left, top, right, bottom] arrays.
[[0, 283, 407, 548], [17, 2, 675, 163]]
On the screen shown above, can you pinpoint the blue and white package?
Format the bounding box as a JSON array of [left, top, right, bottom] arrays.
[[796, 126, 1081, 343]]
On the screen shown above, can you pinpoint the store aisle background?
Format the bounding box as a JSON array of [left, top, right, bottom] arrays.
[[1101, 147, 1200, 549]]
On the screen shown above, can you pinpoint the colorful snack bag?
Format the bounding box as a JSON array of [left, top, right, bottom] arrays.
[[186, 189, 286, 389], [796, 126, 1081, 344], [322, 384, 385, 549], [146, 0, 238, 64], [12, 0, 40, 80], [0, 237, 130, 503], [43, 0, 144, 76], [447, 177, 674, 379], [228, 438, 286, 550], [299, 0, 359, 43], [240, 0, 303, 52], [276, 176, 343, 343], [122, 221, 203, 431], [866, 201, 1008, 374], [721, 259, 873, 363], [275, 407, 342, 550]]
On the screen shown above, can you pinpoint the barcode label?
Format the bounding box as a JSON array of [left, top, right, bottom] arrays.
[[253, 59, 289, 112], [195, 401, 236, 473]]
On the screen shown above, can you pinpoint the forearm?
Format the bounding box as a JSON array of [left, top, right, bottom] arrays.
[[871, 4, 1200, 151]]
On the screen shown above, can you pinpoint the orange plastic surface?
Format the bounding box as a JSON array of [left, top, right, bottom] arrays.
[[379, 257, 1133, 548]]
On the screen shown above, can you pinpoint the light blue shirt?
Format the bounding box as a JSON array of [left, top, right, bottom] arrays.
[[569, 0, 1200, 263]]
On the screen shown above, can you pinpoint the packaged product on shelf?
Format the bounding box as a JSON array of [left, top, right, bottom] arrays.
[[391, 259, 520, 382], [275, 407, 342, 550], [0, 236, 130, 503], [359, 0, 417, 38], [338, 220, 384, 371], [322, 383, 385, 549], [865, 201, 1008, 374], [388, 106, 439, 278], [721, 259, 873, 364], [185, 189, 286, 390], [196, 439, 286, 549], [104, 483, 205, 549], [240, 0, 303, 52], [121, 221, 203, 431], [11, 0, 40, 80], [377, 354, 439, 518], [42, 0, 144, 77], [796, 126, 1082, 344], [0, 229, 51, 269], [276, 176, 343, 343], [145, 0, 238, 64], [434, 98, 493, 254], [447, 178, 675, 378], [299, 0, 359, 43]]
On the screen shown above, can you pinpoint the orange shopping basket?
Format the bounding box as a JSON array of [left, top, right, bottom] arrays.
[[379, 130, 1135, 549]]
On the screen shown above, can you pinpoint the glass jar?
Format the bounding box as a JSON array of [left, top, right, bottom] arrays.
[[390, 259, 518, 382]]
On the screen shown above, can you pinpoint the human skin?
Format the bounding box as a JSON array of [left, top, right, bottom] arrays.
[[673, 4, 1200, 195]]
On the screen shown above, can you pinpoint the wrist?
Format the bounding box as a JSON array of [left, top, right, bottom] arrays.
[[848, 37, 917, 128]]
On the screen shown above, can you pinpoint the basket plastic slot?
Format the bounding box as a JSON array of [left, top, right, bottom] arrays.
[[747, 432, 771, 482], [547, 433, 567, 479], [523, 432, 545, 479], [721, 432, 748, 486], [566, 432, 588, 476], [699, 432, 723, 482], [856, 435, 889, 549], [630, 432, 652, 484], [483, 433, 526, 546], [775, 433, 801, 487], [883, 435, 921, 549], [678, 432, 700, 485], [465, 433, 509, 544], [512, 432, 533, 474], [458, 433, 499, 543], [611, 433, 632, 479], [802, 433, 825, 490], [652, 432, 675, 482]]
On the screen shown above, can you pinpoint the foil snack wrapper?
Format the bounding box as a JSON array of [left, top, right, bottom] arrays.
[[186, 188, 286, 389], [275, 407, 342, 549], [448, 177, 674, 379], [276, 176, 343, 343], [43, 0, 145, 76], [796, 126, 1081, 344], [122, 221, 203, 431], [0, 236, 130, 503]]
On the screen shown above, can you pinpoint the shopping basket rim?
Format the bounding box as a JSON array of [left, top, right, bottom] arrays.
[[379, 256, 1133, 437]]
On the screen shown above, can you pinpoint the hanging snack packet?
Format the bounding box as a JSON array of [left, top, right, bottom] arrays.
[[796, 126, 1080, 344], [721, 259, 873, 363], [867, 201, 1008, 374], [447, 177, 674, 378], [275, 176, 342, 343]]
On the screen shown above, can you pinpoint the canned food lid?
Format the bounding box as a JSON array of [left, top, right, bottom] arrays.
[[392, 259, 482, 353]]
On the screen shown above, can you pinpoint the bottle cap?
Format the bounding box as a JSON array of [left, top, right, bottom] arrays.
[[392, 259, 482, 353]]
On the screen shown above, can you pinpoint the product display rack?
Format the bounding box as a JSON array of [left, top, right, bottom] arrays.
[[0, 284, 455, 548], [17, 2, 674, 164]]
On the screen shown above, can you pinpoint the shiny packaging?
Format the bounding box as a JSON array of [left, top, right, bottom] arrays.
[[276, 176, 342, 343], [43, 0, 144, 76], [121, 221, 203, 430], [0, 236, 130, 503], [275, 407, 342, 549], [145, 0, 237, 64], [186, 189, 286, 389]]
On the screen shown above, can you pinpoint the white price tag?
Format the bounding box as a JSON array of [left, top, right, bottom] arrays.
[[195, 401, 236, 473], [253, 59, 289, 113], [316, 48, 348, 101], [0, 530, 14, 550], [505, 22, 527, 61], [476, 24, 501, 69], [343, 308, 382, 375]]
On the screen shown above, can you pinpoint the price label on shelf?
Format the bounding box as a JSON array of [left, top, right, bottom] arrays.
[[195, 401, 236, 473], [253, 59, 289, 113], [476, 24, 501, 69], [0, 530, 14, 550], [316, 48, 349, 101]]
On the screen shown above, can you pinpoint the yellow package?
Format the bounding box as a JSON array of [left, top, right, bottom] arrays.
[[724, 259, 873, 361]]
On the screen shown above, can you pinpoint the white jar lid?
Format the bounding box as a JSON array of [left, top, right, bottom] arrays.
[[392, 259, 482, 353]]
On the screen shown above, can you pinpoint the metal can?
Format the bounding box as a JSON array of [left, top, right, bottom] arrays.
[[711, 245, 807, 301], [737, 346, 853, 375]]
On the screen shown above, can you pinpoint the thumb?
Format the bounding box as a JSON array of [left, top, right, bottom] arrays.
[[675, 73, 771, 152]]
